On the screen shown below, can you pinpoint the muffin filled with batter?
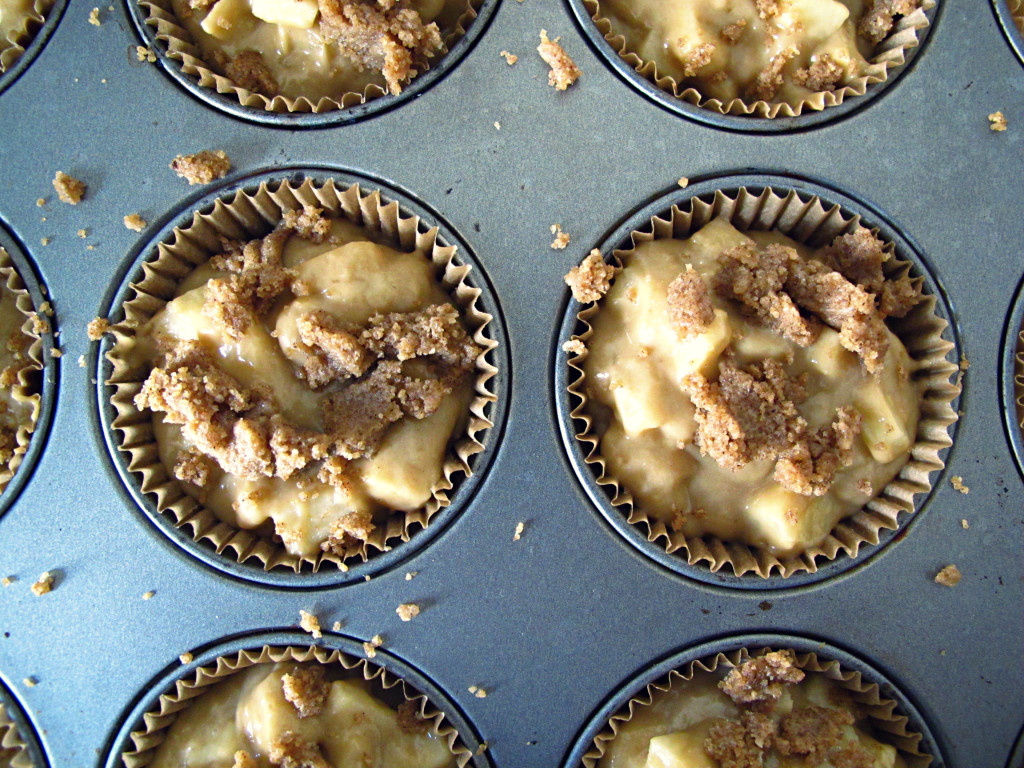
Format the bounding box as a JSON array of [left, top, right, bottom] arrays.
[[0, 698, 34, 768], [565, 194, 957, 577], [109, 181, 495, 571], [149, 0, 477, 110], [0, 0, 52, 74], [592, 649, 927, 768], [0, 249, 42, 496], [589, 0, 932, 115]]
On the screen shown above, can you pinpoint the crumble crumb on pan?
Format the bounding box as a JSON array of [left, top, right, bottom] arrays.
[[363, 633, 384, 658], [77, 229, 88, 238], [538, 30, 580, 90], [30, 313, 50, 335], [87, 317, 110, 340], [950, 475, 968, 494], [331, 620, 342, 631], [677, 177, 689, 188], [318, 0, 443, 96], [179, 652, 194, 664], [562, 338, 585, 356], [31, 571, 54, 596], [50, 347, 62, 358], [282, 666, 330, 718], [88, 6, 101, 25], [396, 603, 420, 621], [550, 224, 570, 250], [142, 590, 155, 599], [405, 571, 418, 580], [52, 172, 86, 205], [468, 685, 487, 698], [719, 650, 805, 704], [299, 609, 323, 638], [500, 50, 517, 65], [123, 214, 147, 232], [170, 150, 231, 185], [513, 521, 524, 541], [961, 519, 969, 530], [1, 576, 12, 587], [935, 564, 961, 587], [22, 677, 36, 688], [136, 45, 157, 62], [565, 249, 615, 303], [988, 111, 1008, 132]]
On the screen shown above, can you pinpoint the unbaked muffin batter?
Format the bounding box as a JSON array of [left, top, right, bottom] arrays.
[[576, 217, 921, 556], [600, 0, 922, 104], [151, 663, 455, 768], [131, 207, 480, 559], [598, 651, 906, 768]]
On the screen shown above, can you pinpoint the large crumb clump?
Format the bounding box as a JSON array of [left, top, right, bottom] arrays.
[[396, 602, 420, 621], [667, 266, 715, 338], [170, 150, 231, 185], [538, 30, 580, 90], [318, 0, 443, 95], [282, 666, 331, 718], [719, 650, 805, 705], [123, 214, 147, 232], [31, 571, 54, 596], [268, 731, 330, 768], [87, 317, 110, 340], [935, 564, 961, 587], [299, 609, 323, 638], [52, 172, 86, 205], [565, 249, 615, 303], [225, 50, 279, 96], [858, 0, 923, 44]]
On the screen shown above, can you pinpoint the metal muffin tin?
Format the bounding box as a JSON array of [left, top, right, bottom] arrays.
[[0, 0, 1021, 766]]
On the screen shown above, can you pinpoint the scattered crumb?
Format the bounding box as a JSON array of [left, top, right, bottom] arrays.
[[364, 574, 371, 582], [935, 564, 962, 587], [550, 223, 570, 250], [405, 571, 418, 580], [538, 30, 580, 90], [940, 649, 946, 656], [35, 198, 45, 207], [989, 111, 1008, 132], [331, 620, 342, 632], [142, 590, 155, 600], [77, 228, 87, 238], [52, 171, 86, 205], [950, 475, 969, 494], [396, 603, 420, 621], [562, 338, 585, 356], [88, 7, 100, 25], [959, 356, 970, 371], [87, 244, 96, 250], [135, 45, 157, 63], [87, 317, 110, 341], [513, 521, 524, 541], [123, 213, 147, 232], [494, 121, 501, 130], [31, 571, 53, 596], [476, 743, 489, 756], [77, 355, 86, 367], [179, 652, 193, 664], [40, 238, 50, 246], [565, 249, 615, 303], [678, 177, 689, 188], [49, 348, 62, 358], [39, 301, 53, 317], [30, 313, 50, 335], [1, 576, 12, 587], [22, 677, 36, 688], [961, 519, 969, 530], [170, 149, 231, 185], [500, 50, 518, 65], [363, 634, 384, 658], [299, 609, 322, 638]]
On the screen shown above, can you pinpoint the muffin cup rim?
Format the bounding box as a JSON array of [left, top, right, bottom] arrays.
[[0, 678, 47, 768], [554, 172, 961, 588], [0, 0, 62, 96], [991, 0, 1024, 72], [102, 630, 492, 768], [96, 167, 508, 588], [1000, 271, 1024, 485], [561, 632, 945, 768]]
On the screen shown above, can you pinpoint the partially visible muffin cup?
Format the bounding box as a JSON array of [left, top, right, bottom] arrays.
[[0, 0, 55, 75], [103, 174, 500, 580], [571, 635, 938, 768], [576, 0, 935, 122], [117, 641, 479, 768], [560, 178, 960, 581], [0, 246, 44, 502], [131, 0, 489, 122], [0, 684, 43, 768]]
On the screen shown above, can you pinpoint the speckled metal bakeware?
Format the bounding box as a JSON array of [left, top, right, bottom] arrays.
[[0, 0, 1021, 767]]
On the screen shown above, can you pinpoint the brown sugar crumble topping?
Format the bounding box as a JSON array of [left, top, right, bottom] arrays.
[[123, 214, 147, 232], [396, 602, 420, 621], [30, 571, 54, 596], [299, 609, 323, 638], [170, 149, 232, 185], [268, 731, 331, 768], [935, 564, 961, 587], [282, 666, 331, 718], [988, 111, 1008, 132], [565, 249, 616, 303], [87, 317, 110, 341], [859, 0, 923, 44], [719, 650, 805, 705], [550, 224, 570, 250], [232, 750, 259, 768], [52, 172, 86, 205], [225, 50, 279, 96], [538, 30, 580, 90]]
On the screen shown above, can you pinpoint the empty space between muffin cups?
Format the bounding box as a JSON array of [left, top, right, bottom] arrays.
[[577, 0, 935, 121], [0, 246, 45, 507], [115, 643, 478, 768], [561, 182, 960, 581], [571, 637, 938, 768], [132, 0, 486, 118], [102, 177, 499, 579]]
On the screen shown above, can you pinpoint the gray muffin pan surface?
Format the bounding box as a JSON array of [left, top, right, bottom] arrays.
[[0, 0, 1022, 766]]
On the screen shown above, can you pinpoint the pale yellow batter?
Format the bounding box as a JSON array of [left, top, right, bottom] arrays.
[[151, 663, 455, 768], [132, 216, 476, 558], [584, 218, 921, 556]]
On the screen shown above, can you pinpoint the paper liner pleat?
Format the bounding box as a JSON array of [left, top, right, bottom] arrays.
[[121, 645, 470, 768], [1015, 325, 1024, 445], [566, 187, 959, 578], [0, 248, 43, 494], [0, 0, 53, 73], [106, 178, 497, 573], [583, 0, 934, 118], [1012, 0, 1024, 35], [138, 0, 480, 113], [581, 647, 931, 768], [0, 701, 34, 768]]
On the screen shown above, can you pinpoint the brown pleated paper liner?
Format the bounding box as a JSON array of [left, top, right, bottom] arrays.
[[120, 644, 471, 768], [584, 0, 934, 118], [581, 646, 932, 768], [0, 700, 34, 768], [105, 178, 498, 573], [565, 186, 959, 578], [0, 0, 53, 74], [138, 0, 481, 113]]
